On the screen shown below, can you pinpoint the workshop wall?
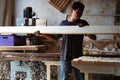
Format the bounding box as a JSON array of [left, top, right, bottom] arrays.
[[15, 0, 66, 26], [81, 0, 117, 40], [15, 0, 117, 26], [81, 0, 116, 26]]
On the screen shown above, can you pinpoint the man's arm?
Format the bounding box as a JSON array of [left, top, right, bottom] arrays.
[[86, 34, 97, 40], [34, 31, 57, 42]]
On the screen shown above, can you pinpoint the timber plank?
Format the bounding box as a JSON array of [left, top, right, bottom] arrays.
[[0, 26, 119, 34], [0, 52, 60, 61], [0, 45, 45, 51]]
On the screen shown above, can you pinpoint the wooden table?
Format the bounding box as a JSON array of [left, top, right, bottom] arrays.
[[72, 56, 120, 80]]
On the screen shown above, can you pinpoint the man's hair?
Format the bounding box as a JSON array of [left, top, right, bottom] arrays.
[[72, 2, 85, 10]]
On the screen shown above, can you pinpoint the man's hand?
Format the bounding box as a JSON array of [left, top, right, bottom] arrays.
[[78, 24, 97, 40], [34, 31, 40, 36], [78, 23, 86, 27]]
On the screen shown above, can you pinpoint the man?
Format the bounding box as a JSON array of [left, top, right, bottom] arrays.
[[59, 1, 96, 80], [34, 1, 96, 80]]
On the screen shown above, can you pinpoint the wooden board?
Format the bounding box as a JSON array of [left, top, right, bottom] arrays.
[[0, 45, 45, 51], [85, 54, 120, 57], [72, 60, 120, 66], [0, 52, 60, 61], [72, 56, 120, 66], [0, 26, 119, 34], [0, 52, 60, 57], [49, 0, 69, 12], [84, 49, 120, 54]]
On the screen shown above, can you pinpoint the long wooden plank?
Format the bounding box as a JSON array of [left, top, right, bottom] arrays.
[[0, 52, 60, 57], [84, 49, 120, 54], [0, 26, 119, 34], [0, 52, 60, 61], [0, 45, 45, 51], [72, 60, 120, 67], [4, 57, 60, 61], [72, 57, 120, 67], [0, 0, 6, 25]]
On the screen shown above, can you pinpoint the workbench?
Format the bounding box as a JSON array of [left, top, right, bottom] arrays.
[[0, 45, 60, 80], [0, 45, 60, 61], [72, 56, 120, 80]]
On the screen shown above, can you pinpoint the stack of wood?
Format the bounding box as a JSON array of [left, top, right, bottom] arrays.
[[83, 39, 120, 56]]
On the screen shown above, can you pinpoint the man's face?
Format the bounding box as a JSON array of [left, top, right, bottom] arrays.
[[71, 8, 83, 20]]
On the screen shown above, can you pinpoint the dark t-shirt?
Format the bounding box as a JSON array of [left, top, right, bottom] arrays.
[[59, 19, 89, 61]]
